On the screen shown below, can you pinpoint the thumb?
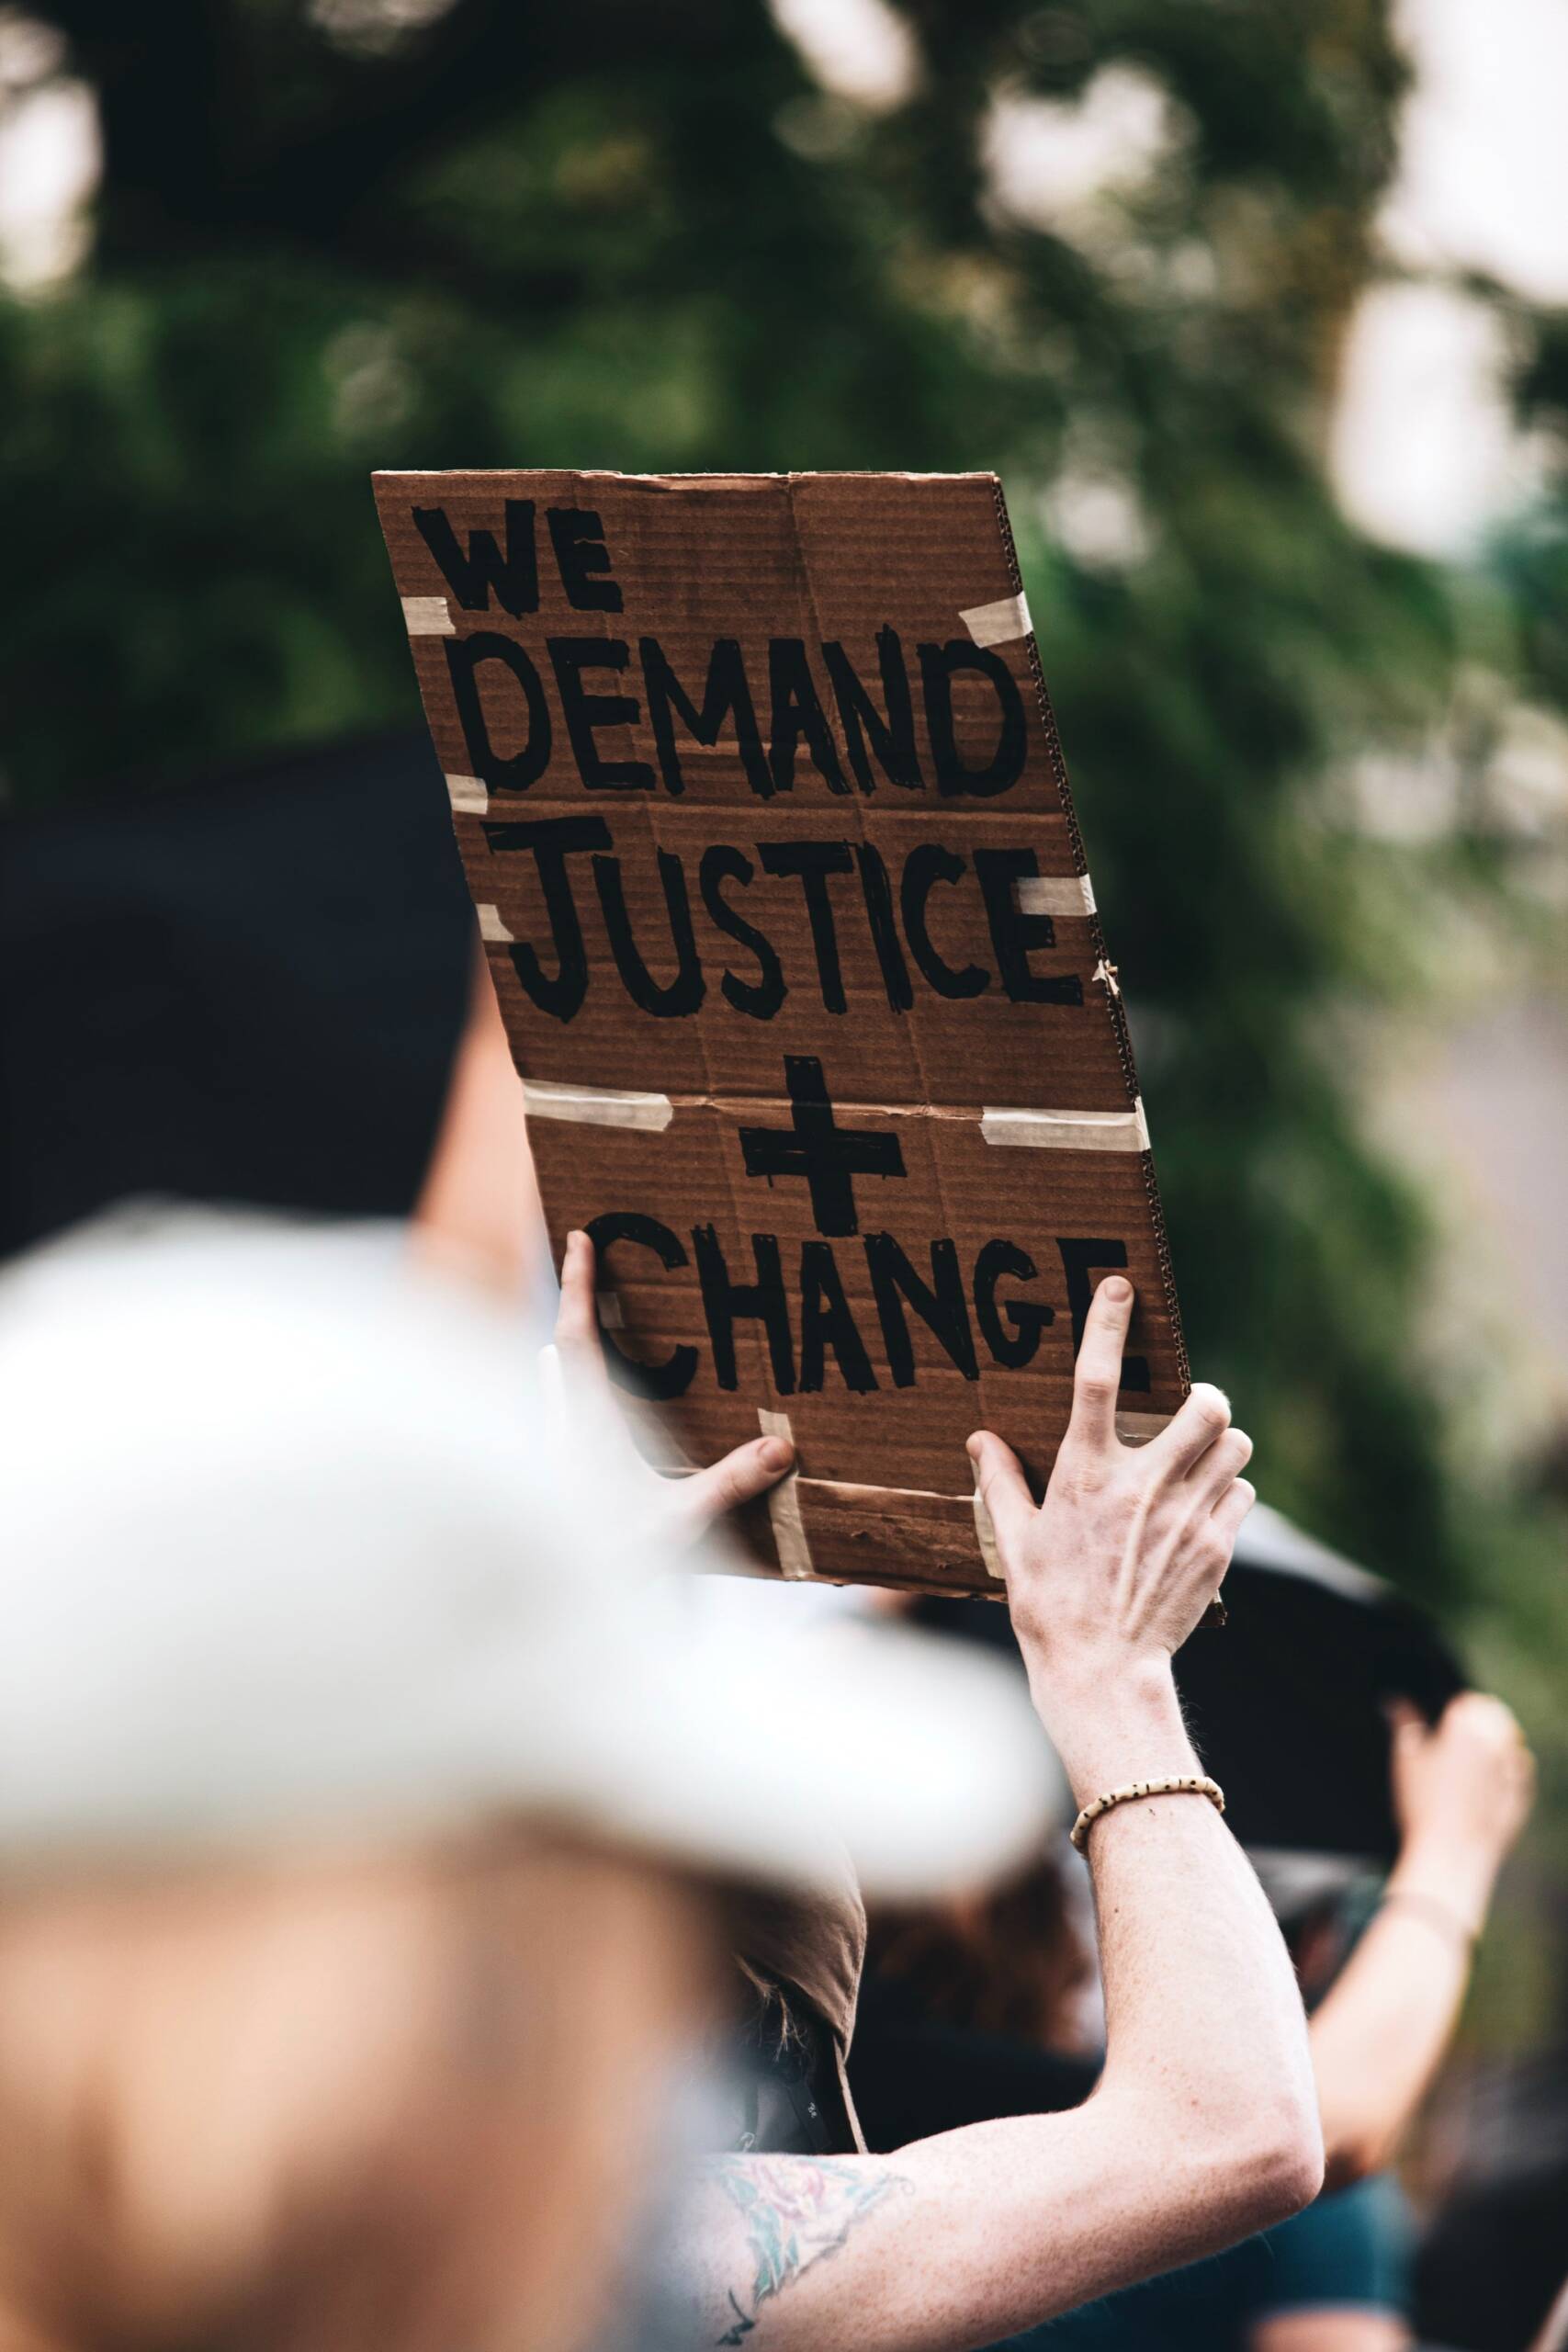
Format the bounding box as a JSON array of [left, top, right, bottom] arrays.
[[552, 1229, 614, 1404], [966, 1429, 1036, 1555], [674, 1433, 795, 1540]]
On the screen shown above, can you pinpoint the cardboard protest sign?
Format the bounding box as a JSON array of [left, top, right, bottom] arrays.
[[374, 469, 1189, 1596]]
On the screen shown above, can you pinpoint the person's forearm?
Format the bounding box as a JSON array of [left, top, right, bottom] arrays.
[[678, 1668, 1321, 2352], [1309, 1833, 1489, 2188], [898, 1666, 1323, 2335], [1044, 1657, 1324, 2241]]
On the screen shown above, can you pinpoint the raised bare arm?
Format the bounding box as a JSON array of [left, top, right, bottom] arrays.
[[676, 1278, 1323, 2352], [1308, 1690, 1533, 2190]]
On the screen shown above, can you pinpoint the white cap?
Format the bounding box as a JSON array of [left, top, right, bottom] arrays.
[[0, 1212, 1055, 1900]]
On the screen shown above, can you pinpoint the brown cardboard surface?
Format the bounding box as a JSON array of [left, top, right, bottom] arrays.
[[375, 469, 1189, 1594]]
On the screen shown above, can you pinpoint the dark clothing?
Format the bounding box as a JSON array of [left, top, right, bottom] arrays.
[[852, 1969, 1413, 2349], [1007, 2176, 1414, 2349], [725, 1860, 869, 2154], [720, 1996, 860, 2156], [850, 1968, 1098, 2150], [0, 732, 472, 1261]]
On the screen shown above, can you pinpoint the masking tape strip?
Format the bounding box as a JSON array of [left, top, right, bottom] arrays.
[[596, 1291, 624, 1330], [980, 1099, 1150, 1152], [1016, 873, 1096, 918], [759, 1408, 814, 1580], [446, 774, 489, 814], [1116, 1411, 1174, 1446], [520, 1079, 675, 1133], [476, 903, 513, 943], [960, 590, 1032, 649], [400, 595, 455, 636], [971, 1464, 1005, 1584]]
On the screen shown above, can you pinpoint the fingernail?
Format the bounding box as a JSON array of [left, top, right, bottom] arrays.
[[759, 1437, 793, 1473], [1100, 1276, 1133, 1305], [566, 1229, 586, 1250]]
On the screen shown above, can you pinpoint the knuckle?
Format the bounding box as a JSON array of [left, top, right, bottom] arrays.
[[1199, 1532, 1232, 1579], [1075, 1370, 1117, 1410], [1009, 1592, 1048, 1647], [1055, 1447, 1108, 1498]]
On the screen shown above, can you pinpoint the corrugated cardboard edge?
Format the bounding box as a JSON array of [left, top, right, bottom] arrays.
[[987, 475, 1191, 1395], [373, 467, 1008, 492]]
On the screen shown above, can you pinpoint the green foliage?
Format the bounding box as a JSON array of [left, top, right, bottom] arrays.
[[0, 0, 1542, 1610]]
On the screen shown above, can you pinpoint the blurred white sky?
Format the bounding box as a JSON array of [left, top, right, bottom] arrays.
[[0, 10, 95, 287], [1381, 0, 1568, 304], [1332, 0, 1568, 557], [768, 0, 919, 110], [982, 63, 1180, 234]]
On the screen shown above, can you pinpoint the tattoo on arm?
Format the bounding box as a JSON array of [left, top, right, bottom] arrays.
[[704, 2154, 910, 2345]]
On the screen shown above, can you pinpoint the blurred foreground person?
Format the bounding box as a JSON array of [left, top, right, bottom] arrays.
[[0, 1211, 1054, 2352]]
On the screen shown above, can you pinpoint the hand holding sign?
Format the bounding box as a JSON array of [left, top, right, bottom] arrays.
[[970, 1276, 1252, 1771], [547, 1227, 795, 1554]]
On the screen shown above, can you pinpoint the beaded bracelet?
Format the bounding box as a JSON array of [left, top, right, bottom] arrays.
[[1070, 1774, 1225, 1854]]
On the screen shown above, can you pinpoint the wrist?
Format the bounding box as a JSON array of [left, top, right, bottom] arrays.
[[1027, 1655, 1197, 1807], [1390, 1833, 1500, 1927], [1379, 1885, 1480, 1952]]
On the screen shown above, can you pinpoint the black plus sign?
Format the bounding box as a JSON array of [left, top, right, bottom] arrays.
[[739, 1056, 907, 1238]]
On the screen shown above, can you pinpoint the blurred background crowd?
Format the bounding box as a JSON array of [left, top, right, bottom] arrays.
[[1, 3, 1565, 2348]]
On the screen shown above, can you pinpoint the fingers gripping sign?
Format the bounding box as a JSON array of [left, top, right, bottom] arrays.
[[546, 1230, 795, 1554], [967, 1278, 1254, 1683]]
